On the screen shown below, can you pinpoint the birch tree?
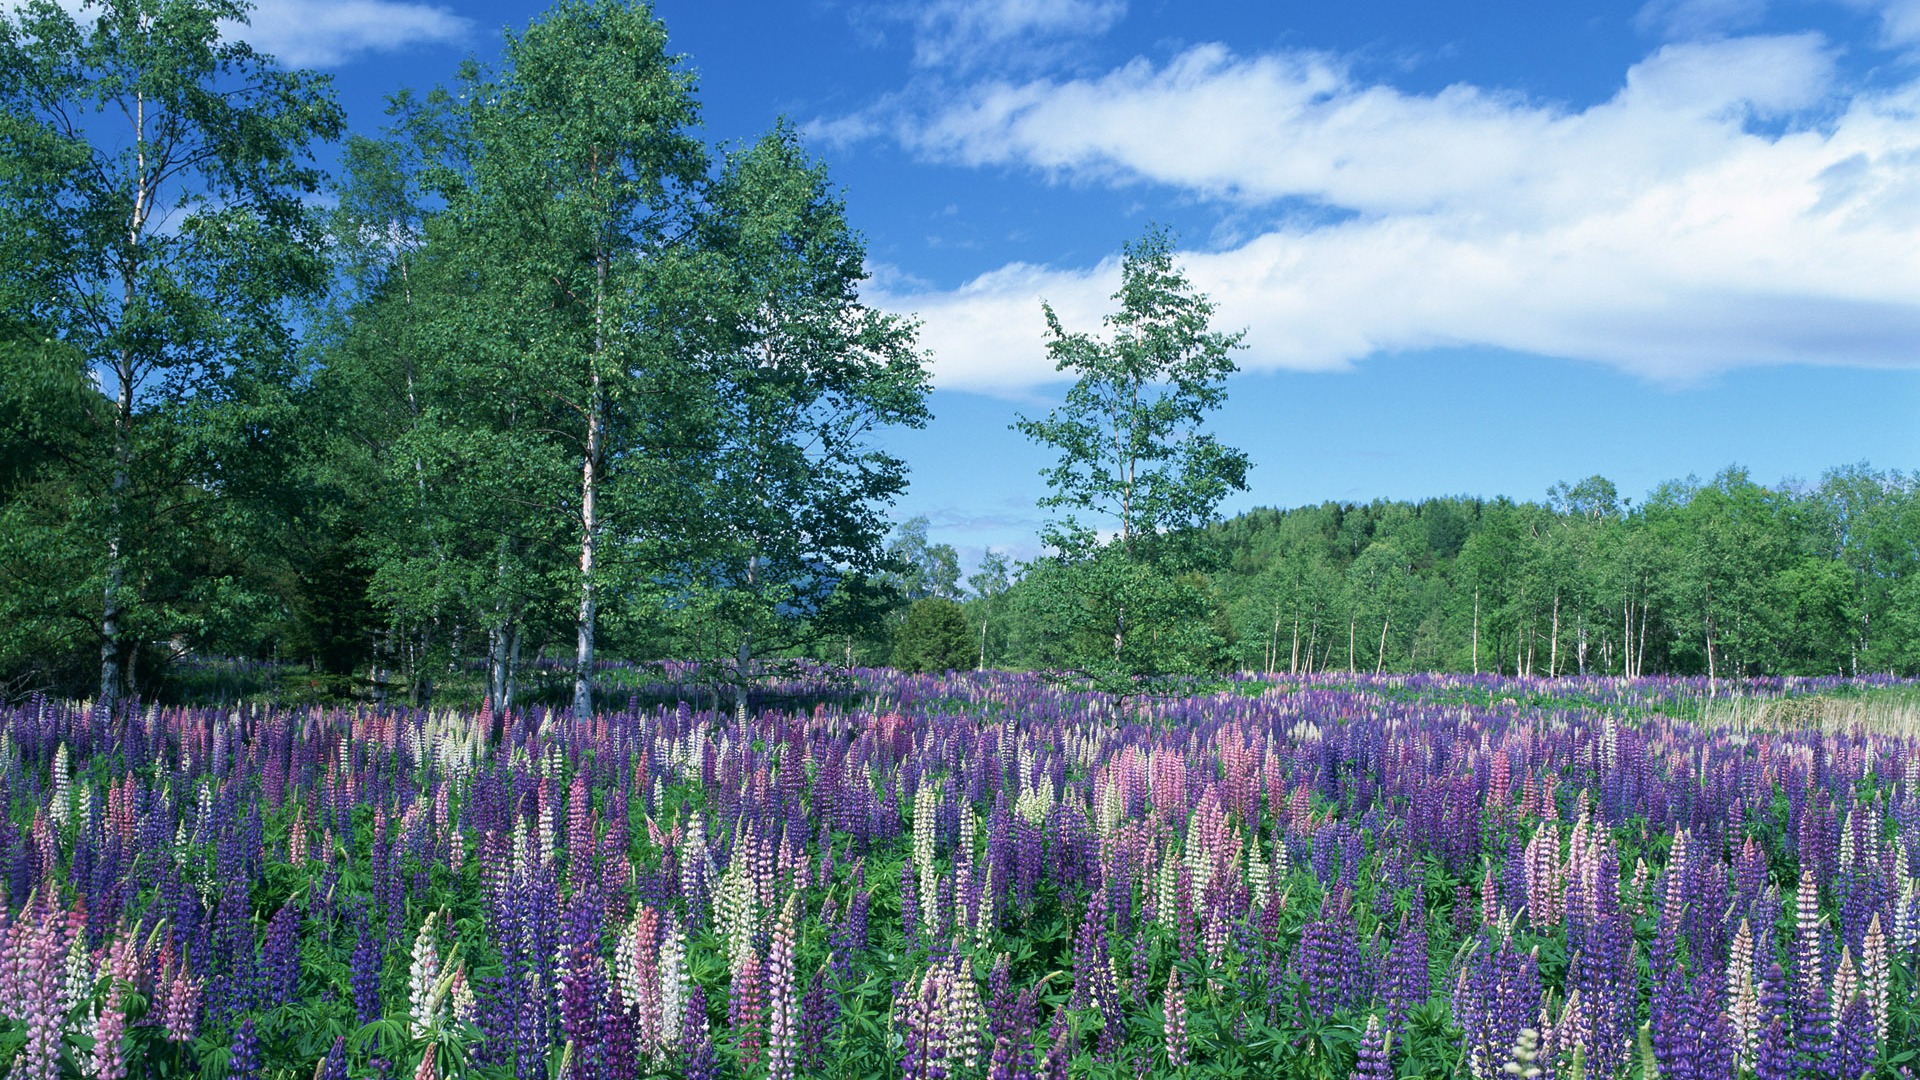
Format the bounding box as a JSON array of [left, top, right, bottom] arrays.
[[0, 0, 341, 709]]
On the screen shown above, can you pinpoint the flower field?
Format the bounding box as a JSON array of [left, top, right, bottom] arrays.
[[0, 672, 1915, 1079]]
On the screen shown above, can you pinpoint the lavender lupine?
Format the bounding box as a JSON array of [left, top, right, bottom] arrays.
[[87, 929, 140, 1080]]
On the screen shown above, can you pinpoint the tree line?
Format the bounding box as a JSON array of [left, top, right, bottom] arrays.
[[912, 464, 1919, 681]]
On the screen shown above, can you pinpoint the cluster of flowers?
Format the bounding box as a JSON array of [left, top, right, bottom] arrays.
[[0, 670, 1913, 1078]]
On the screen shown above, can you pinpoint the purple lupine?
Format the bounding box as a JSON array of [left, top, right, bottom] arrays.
[[262, 900, 301, 1008], [319, 1036, 349, 1080], [1830, 994, 1875, 1080], [682, 984, 719, 1080], [351, 925, 382, 1026], [1351, 1015, 1392, 1080], [1291, 889, 1363, 1016], [799, 968, 835, 1073], [228, 1017, 262, 1080], [1379, 910, 1428, 1030], [1755, 1014, 1797, 1080]]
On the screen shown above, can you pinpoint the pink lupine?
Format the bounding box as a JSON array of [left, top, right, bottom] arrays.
[[13, 902, 71, 1080], [767, 894, 799, 1080], [1163, 967, 1188, 1068], [160, 961, 204, 1042], [1524, 820, 1563, 928], [87, 931, 142, 1080]]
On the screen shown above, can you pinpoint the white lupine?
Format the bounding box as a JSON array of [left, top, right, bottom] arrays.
[[49, 745, 70, 831], [1830, 947, 1860, 1027], [715, 861, 758, 974], [659, 918, 688, 1051], [408, 913, 441, 1037], [1864, 913, 1891, 1047], [60, 927, 93, 1011], [914, 779, 939, 928], [1246, 832, 1271, 913], [1727, 919, 1760, 1070], [1155, 851, 1178, 928], [451, 969, 476, 1027]]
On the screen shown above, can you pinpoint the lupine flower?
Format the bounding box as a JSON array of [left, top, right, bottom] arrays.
[[319, 1035, 348, 1080], [1350, 1015, 1391, 1080], [1163, 967, 1188, 1068], [767, 893, 800, 1080], [351, 924, 382, 1026], [1862, 911, 1890, 1048], [228, 1017, 262, 1080], [683, 983, 719, 1080], [86, 930, 141, 1080]]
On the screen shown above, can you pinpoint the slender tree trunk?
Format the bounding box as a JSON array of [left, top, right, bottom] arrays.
[[1375, 616, 1390, 674], [1623, 592, 1633, 678], [572, 233, 608, 723], [1289, 605, 1300, 676], [1472, 588, 1480, 676], [1347, 614, 1356, 675], [736, 553, 758, 724], [979, 616, 989, 671], [1636, 589, 1649, 677], [1549, 589, 1560, 678]]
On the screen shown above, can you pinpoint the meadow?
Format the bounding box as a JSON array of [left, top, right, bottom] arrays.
[[0, 670, 1914, 1080]]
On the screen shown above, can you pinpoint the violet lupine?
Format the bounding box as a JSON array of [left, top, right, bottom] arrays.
[[1831, 993, 1875, 1080], [682, 984, 719, 1080], [228, 1016, 262, 1080], [1350, 1015, 1391, 1080], [319, 1035, 348, 1080], [900, 964, 950, 1080], [262, 900, 300, 1009]]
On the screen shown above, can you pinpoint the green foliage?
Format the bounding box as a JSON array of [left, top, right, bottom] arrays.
[[1015, 226, 1250, 690], [0, 0, 342, 704], [892, 596, 974, 673]]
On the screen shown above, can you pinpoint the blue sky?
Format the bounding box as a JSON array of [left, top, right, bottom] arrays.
[[214, 0, 1920, 569]]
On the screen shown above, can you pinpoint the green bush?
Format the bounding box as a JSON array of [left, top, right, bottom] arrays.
[[892, 597, 975, 673]]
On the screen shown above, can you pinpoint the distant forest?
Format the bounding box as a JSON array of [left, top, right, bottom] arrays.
[[1215, 465, 1919, 678], [971, 464, 1920, 682]]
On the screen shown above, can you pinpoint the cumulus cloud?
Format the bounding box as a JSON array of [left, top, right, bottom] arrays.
[[847, 35, 1920, 394], [225, 0, 471, 68]]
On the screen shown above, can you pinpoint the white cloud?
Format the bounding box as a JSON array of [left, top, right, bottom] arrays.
[[850, 35, 1920, 394], [885, 0, 1125, 71], [1635, 0, 1770, 39], [223, 0, 471, 68], [7, 0, 471, 67]]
